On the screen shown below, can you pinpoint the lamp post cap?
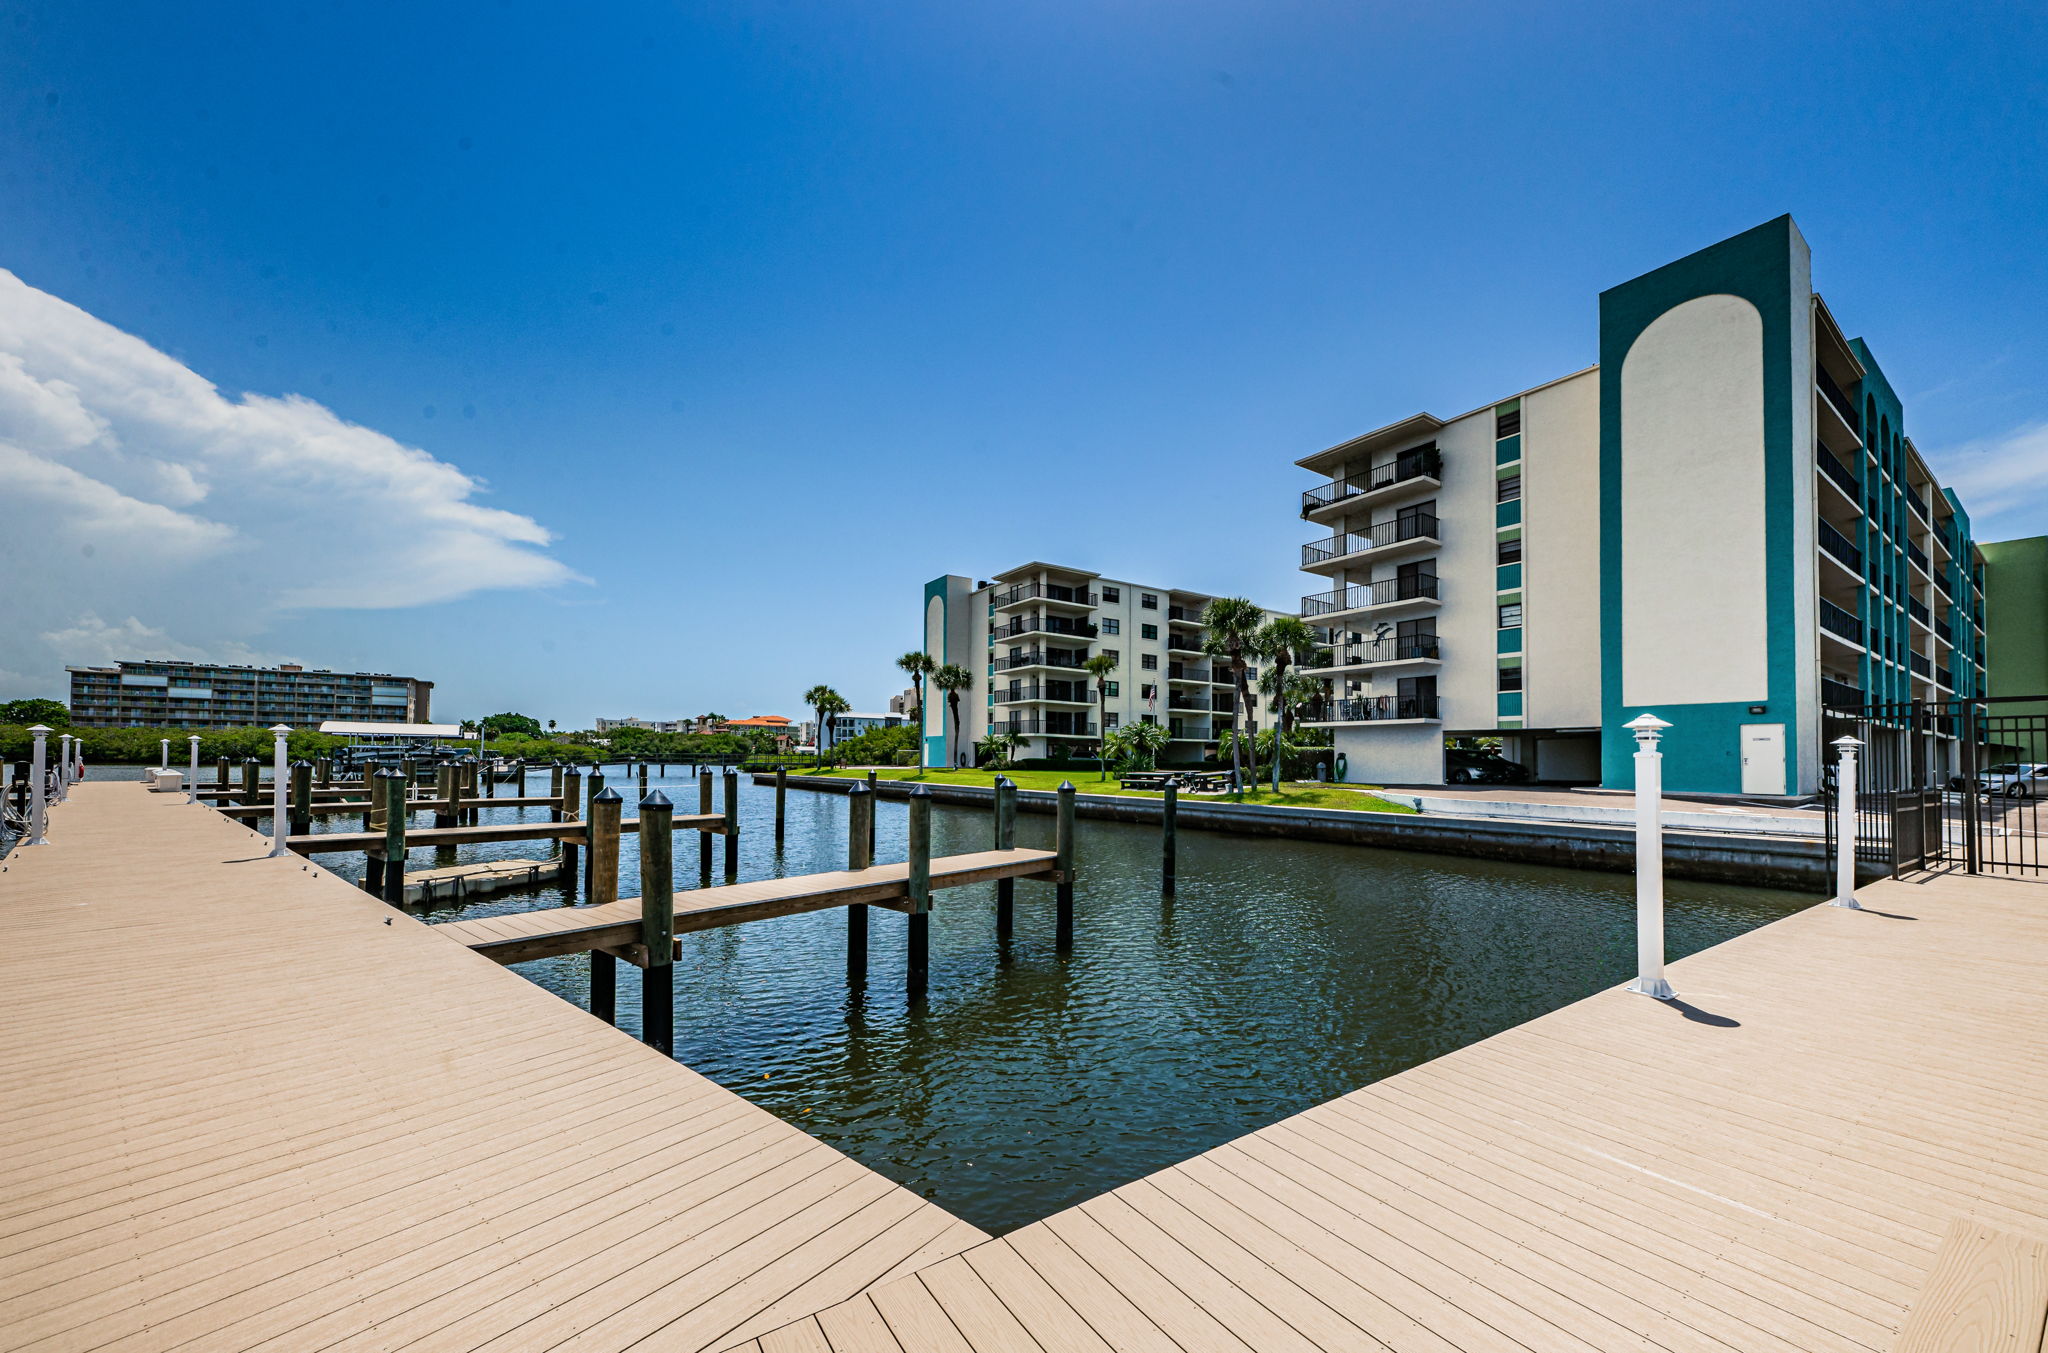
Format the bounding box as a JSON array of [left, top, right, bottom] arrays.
[[268, 724, 292, 734], [1831, 734, 1864, 749], [27, 724, 50, 734], [1624, 713, 1672, 732]]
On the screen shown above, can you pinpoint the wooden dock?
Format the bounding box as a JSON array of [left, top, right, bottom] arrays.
[[0, 784, 984, 1351], [436, 849, 1058, 964]]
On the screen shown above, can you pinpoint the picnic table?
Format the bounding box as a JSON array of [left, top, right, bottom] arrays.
[[1118, 769, 1234, 794]]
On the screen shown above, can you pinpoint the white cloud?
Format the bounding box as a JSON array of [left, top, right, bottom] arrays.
[[0, 270, 578, 698], [1922, 421, 2048, 541]]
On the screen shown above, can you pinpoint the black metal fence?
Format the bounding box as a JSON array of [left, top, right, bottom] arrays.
[[1821, 696, 2048, 878]]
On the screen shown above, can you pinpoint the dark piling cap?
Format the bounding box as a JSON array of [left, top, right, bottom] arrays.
[[640, 789, 672, 809], [593, 786, 623, 803], [909, 784, 932, 798]]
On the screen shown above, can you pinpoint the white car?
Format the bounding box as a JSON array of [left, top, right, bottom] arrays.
[[1978, 763, 2048, 798]]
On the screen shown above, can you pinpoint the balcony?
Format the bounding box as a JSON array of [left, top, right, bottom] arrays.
[[1910, 653, 1932, 680], [1816, 368, 1860, 436], [1316, 695, 1441, 724], [1309, 635, 1442, 672], [1908, 596, 1931, 628], [992, 684, 1095, 706], [992, 616, 1098, 641], [993, 649, 1089, 673], [1816, 445, 1859, 501], [1817, 519, 1862, 575], [1301, 514, 1442, 572], [1906, 489, 1931, 522], [1166, 695, 1211, 712], [1906, 540, 1930, 576], [989, 718, 1096, 738], [1166, 663, 1212, 684], [1166, 631, 1205, 654], [1166, 606, 1202, 624], [1934, 571, 1953, 601], [1820, 677, 1864, 711], [991, 582, 1096, 612], [1820, 599, 1862, 646], [1301, 449, 1443, 519], [1300, 575, 1441, 619]]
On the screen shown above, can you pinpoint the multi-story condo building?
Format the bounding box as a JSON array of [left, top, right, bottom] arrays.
[[1296, 215, 1988, 795], [920, 564, 1285, 768], [67, 661, 434, 730]]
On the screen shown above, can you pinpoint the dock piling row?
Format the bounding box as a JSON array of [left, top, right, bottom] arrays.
[[639, 791, 676, 1055]]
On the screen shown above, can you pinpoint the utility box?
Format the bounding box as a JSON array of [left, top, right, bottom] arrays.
[[150, 770, 184, 792]]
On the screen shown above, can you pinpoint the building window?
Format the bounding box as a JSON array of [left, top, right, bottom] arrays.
[[1141, 713, 1158, 725], [1141, 654, 1158, 670], [1498, 666, 1524, 692], [1496, 408, 1521, 438], [1103, 648, 1120, 663], [1101, 618, 1120, 634], [1140, 623, 1158, 640], [1104, 712, 1120, 729], [1497, 474, 1522, 503], [1102, 587, 1120, 603], [1497, 537, 1522, 565], [1499, 603, 1523, 628], [1106, 681, 1120, 697], [1140, 593, 1158, 609]]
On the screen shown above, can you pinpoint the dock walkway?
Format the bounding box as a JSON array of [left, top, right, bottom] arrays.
[[0, 784, 984, 1352]]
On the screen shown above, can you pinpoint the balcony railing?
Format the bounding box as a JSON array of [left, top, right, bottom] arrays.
[[992, 684, 1096, 705], [1820, 599, 1862, 645], [1816, 368, 1860, 434], [1817, 519, 1862, 574], [1317, 635, 1442, 668], [1323, 695, 1440, 723], [1302, 514, 1441, 567], [990, 582, 1096, 609], [1300, 575, 1441, 617], [1908, 596, 1930, 627], [1166, 606, 1201, 624], [988, 718, 1096, 737], [993, 649, 1088, 673], [1906, 489, 1931, 522], [1934, 571, 1953, 600], [1906, 540, 1930, 575], [992, 616, 1099, 641], [1166, 663, 1213, 683], [1820, 677, 1864, 711], [1910, 653, 1932, 680], [1816, 444, 1859, 499], [1300, 449, 1442, 516], [1165, 695, 1211, 712]]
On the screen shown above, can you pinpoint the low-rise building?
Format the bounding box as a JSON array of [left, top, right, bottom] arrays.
[[594, 716, 688, 734], [67, 661, 433, 730], [828, 711, 906, 746]]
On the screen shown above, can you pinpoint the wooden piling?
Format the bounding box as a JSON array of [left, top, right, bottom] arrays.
[[216, 756, 231, 793], [380, 770, 408, 905], [548, 763, 564, 810], [722, 768, 739, 882], [434, 765, 458, 829], [289, 760, 313, 837], [1055, 779, 1076, 951], [1161, 781, 1177, 897], [559, 768, 582, 899], [846, 783, 872, 982], [697, 770, 714, 883], [637, 761, 649, 797], [639, 790, 676, 1055], [865, 770, 878, 855], [588, 788, 623, 1026], [994, 775, 1016, 939], [907, 785, 932, 1000], [581, 769, 606, 895], [401, 756, 417, 791], [240, 757, 260, 808], [314, 757, 332, 790], [774, 765, 787, 846]]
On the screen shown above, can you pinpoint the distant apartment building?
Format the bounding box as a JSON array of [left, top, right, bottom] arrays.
[[1295, 215, 1988, 795], [67, 661, 433, 730], [920, 564, 1286, 767], [594, 717, 688, 734], [828, 712, 906, 745]]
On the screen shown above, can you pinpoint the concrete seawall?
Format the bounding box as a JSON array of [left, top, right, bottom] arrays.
[[754, 775, 1859, 891]]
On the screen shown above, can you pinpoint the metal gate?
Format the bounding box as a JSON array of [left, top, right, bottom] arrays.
[[1822, 696, 2048, 877]]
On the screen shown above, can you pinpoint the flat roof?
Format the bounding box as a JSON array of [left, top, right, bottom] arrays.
[[317, 720, 463, 737], [1294, 366, 1599, 476]]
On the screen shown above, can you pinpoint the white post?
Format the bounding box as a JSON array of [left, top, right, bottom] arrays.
[[268, 725, 292, 857], [160, 738, 170, 772], [25, 725, 51, 846], [1830, 734, 1863, 908], [57, 735, 72, 802], [1625, 713, 1675, 1000], [187, 735, 201, 805]]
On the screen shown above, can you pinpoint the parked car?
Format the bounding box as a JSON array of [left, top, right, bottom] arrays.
[[1445, 749, 1530, 784], [1977, 763, 2048, 798]]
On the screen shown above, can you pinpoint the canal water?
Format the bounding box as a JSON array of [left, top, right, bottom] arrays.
[[114, 764, 1813, 1234]]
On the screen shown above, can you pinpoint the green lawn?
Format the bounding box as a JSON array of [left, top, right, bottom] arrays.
[[795, 766, 1416, 815]]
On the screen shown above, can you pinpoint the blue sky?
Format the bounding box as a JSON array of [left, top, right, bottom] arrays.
[[3, 0, 2045, 726]]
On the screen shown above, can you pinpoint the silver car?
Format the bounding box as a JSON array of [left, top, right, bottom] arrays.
[[1978, 762, 2048, 798]]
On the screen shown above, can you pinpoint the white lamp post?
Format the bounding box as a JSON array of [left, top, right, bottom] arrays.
[[1830, 735, 1863, 908], [57, 734, 72, 802], [268, 725, 292, 858], [160, 738, 170, 772], [25, 725, 51, 846], [1625, 713, 1675, 1000], [187, 735, 201, 805]]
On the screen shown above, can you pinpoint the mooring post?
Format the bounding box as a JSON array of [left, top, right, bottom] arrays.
[[697, 769, 714, 884], [289, 759, 313, 837], [266, 727, 294, 858], [774, 765, 787, 846], [314, 755, 331, 790], [994, 775, 1016, 939], [216, 755, 231, 794], [637, 760, 649, 798], [559, 767, 582, 899], [548, 763, 564, 815], [907, 785, 932, 1000], [866, 770, 879, 855], [722, 767, 740, 882], [23, 726, 49, 847], [581, 768, 606, 894], [846, 782, 872, 982], [1830, 735, 1864, 909], [588, 787, 623, 1025], [640, 790, 676, 1055], [1055, 779, 1076, 951], [401, 757, 418, 800], [379, 769, 408, 904], [434, 764, 458, 829], [1625, 714, 1675, 999], [1161, 781, 1178, 897], [187, 736, 202, 805], [240, 756, 260, 809]]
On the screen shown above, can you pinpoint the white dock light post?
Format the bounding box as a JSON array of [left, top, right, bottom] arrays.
[[1625, 713, 1675, 1000], [186, 735, 201, 805], [25, 726, 51, 846], [159, 738, 170, 772], [267, 725, 293, 857], [1830, 735, 1863, 909], [58, 734, 73, 801]]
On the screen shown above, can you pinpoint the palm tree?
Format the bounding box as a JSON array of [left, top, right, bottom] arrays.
[[546, 718, 556, 735], [896, 652, 935, 771], [977, 728, 1023, 770], [1082, 652, 1119, 779], [931, 664, 972, 772], [1107, 719, 1171, 773], [1254, 615, 1320, 790], [803, 684, 848, 768], [1202, 596, 1267, 793]]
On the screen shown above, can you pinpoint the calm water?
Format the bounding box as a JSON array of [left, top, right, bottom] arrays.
[[96, 762, 1813, 1233]]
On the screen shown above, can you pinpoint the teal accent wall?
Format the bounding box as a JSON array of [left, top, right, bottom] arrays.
[[1495, 434, 1522, 466], [1496, 563, 1522, 591], [1598, 216, 1803, 793], [922, 575, 950, 767], [1495, 499, 1522, 528], [1497, 692, 1524, 718], [1497, 627, 1523, 655]]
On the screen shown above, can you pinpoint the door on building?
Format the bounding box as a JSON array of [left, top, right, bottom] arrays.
[[1740, 723, 1786, 795]]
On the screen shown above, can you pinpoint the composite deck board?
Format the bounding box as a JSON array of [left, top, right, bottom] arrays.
[[432, 850, 1059, 963], [736, 869, 2048, 1352], [0, 784, 984, 1352]]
